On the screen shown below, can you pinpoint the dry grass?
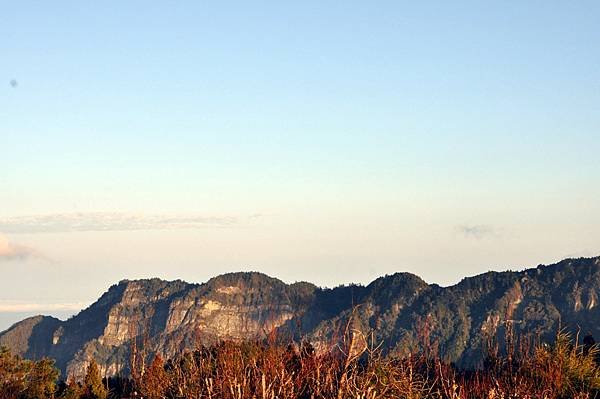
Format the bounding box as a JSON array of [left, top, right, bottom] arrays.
[[129, 329, 600, 399]]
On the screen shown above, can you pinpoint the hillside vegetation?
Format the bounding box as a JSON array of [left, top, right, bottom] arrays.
[[1, 257, 600, 386], [2, 329, 600, 398]]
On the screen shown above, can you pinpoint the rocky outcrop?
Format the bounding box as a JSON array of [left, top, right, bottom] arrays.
[[2, 257, 600, 378], [0, 315, 61, 358]]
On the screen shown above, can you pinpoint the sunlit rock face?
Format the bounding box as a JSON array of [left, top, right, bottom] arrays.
[[2, 257, 600, 378], [45, 273, 312, 379]]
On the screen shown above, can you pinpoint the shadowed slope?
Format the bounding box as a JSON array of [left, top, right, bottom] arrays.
[[1, 258, 600, 377]]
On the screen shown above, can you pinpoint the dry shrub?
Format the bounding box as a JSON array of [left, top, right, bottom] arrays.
[[129, 329, 600, 399]]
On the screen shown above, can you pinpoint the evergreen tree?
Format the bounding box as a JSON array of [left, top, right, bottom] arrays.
[[0, 346, 29, 399], [0, 347, 60, 399], [60, 378, 82, 399], [82, 360, 107, 399], [23, 358, 60, 399]]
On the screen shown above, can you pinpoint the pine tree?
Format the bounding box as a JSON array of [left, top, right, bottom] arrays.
[[60, 378, 82, 399], [0, 347, 29, 399], [24, 357, 60, 399], [82, 359, 107, 399]]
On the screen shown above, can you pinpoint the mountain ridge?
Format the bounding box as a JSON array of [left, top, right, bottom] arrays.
[[2, 256, 599, 378]]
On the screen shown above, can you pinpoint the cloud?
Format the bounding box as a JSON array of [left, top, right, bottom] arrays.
[[0, 300, 88, 313], [0, 212, 248, 234], [456, 224, 497, 240], [0, 235, 41, 261]]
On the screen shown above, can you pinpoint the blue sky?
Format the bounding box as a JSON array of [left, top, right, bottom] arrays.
[[1, 1, 599, 330]]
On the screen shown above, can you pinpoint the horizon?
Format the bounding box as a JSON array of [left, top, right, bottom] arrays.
[[2, 2, 600, 332]]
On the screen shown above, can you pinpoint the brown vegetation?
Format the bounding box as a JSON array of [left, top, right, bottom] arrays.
[[2, 329, 600, 398], [129, 329, 600, 399]]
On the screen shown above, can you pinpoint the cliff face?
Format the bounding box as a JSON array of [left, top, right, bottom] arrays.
[[2, 257, 600, 378], [45, 273, 316, 378]]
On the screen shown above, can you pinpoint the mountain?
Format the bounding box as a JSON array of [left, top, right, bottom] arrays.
[[2, 257, 600, 378]]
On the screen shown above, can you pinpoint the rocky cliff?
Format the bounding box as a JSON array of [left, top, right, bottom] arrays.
[[2, 257, 600, 378]]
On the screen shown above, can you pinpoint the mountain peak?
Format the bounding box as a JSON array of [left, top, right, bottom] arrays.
[[206, 271, 286, 288], [0, 315, 61, 358], [3, 257, 600, 377]]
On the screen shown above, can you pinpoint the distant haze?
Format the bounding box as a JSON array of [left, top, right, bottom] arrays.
[[1, 2, 599, 331]]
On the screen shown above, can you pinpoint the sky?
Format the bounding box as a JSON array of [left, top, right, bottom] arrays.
[[1, 1, 600, 330]]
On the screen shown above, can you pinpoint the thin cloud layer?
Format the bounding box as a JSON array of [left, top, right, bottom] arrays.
[[0, 300, 88, 313], [456, 224, 497, 240], [0, 212, 243, 234], [0, 235, 40, 261]]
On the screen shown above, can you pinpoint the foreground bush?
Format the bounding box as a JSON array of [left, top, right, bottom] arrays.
[[0, 351, 110, 399], [0, 347, 58, 399], [131, 331, 600, 399], [2, 329, 600, 398]]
